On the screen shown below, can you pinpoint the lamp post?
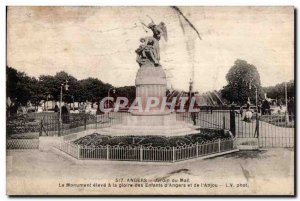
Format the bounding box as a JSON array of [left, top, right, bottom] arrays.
[[189, 78, 193, 105], [285, 82, 288, 111], [59, 80, 69, 125], [107, 87, 116, 109]]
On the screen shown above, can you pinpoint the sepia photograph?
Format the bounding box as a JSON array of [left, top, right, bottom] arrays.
[[6, 6, 295, 196]]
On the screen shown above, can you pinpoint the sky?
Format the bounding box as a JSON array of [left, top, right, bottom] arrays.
[[7, 6, 294, 93]]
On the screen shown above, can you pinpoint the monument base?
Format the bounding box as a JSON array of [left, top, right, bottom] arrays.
[[96, 65, 199, 137], [96, 113, 200, 136]]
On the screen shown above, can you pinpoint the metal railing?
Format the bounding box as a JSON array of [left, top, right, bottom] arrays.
[[176, 111, 230, 130], [7, 110, 295, 149], [7, 112, 130, 137], [7, 139, 39, 149], [58, 138, 236, 163], [177, 111, 295, 148], [258, 114, 294, 148]]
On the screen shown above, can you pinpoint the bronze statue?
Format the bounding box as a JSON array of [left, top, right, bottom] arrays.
[[136, 19, 167, 67], [136, 37, 160, 67]]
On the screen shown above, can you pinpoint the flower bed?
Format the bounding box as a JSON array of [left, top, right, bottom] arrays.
[[73, 128, 233, 148]]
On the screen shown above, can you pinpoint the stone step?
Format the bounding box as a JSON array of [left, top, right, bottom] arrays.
[[96, 126, 199, 136], [109, 124, 188, 131], [119, 121, 193, 128], [96, 130, 199, 137], [102, 124, 195, 132]]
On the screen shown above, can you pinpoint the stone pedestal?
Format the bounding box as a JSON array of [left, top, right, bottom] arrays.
[[135, 65, 167, 98], [96, 64, 200, 137], [134, 65, 168, 114], [124, 114, 174, 126]]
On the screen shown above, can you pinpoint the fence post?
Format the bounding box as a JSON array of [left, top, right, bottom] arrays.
[[58, 118, 61, 137], [196, 142, 199, 157], [256, 113, 259, 138], [172, 147, 175, 163], [106, 145, 110, 160], [218, 139, 221, 152], [229, 109, 236, 137], [39, 120, 43, 137], [223, 114, 226, 129], [255, 113, 260, 148], [140, 145, 143, 162], [77, 145, 80, 159]]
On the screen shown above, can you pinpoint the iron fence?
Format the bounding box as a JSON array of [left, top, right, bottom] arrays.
[[233, 113, 295, 147], [177, 110, 295, 148], [234, 112, 259, 138], [58, 138, 236, 163], [258, 115, 294, 148], [7, 139, 39, 149], [59, 140, 80, 158], [176, 111, 230, 130], [7, 112, 130, 137], [7, 115, 40, 136], [7, 110, 295, 149]]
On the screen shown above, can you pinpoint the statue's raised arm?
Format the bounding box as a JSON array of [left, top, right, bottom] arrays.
[[142, 21, 168, 42]]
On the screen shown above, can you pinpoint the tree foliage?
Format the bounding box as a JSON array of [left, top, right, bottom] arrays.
[[221, 59, 263, 105], [7, 66, 36, 106], [262, 80, 294, 103], [115, 86, 136, 104], [39, 71, 79, 102], [77, 78, 112, 103], [6, 66, 134, 114]]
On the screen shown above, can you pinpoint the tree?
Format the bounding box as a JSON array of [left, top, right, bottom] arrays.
[[7, 66, 137, 114], [7, 66, 21, 115], [39, 75, 58, 100], [39, 71, 79, 103], [28, 77, 44, 110], [54, 71, 78, 104], [263, 80, 294, 104], [221, 59, 263, 105], [6, 66, 37, 112], [77, 78, 112, 105], [115, 86, 136, 104]]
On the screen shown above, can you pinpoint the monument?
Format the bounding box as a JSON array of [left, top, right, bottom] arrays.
[[97, 21, 199, 136]]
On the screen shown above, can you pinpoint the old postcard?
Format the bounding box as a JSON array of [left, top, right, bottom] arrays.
[[6, 6, 295, 196]]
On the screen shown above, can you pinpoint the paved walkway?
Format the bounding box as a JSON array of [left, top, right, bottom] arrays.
[[7, 148, 294, 195]]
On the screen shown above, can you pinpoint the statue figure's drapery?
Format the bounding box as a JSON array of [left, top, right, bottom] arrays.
[[135, 21, 167, 67]]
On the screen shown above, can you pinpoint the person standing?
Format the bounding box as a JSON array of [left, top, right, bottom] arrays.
[[191, 111, 198, 126], [239, 105, 244, 118]]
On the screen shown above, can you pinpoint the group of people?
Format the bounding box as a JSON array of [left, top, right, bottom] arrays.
[[239, 97, 295, 122], [239, 101, 254, 122]]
